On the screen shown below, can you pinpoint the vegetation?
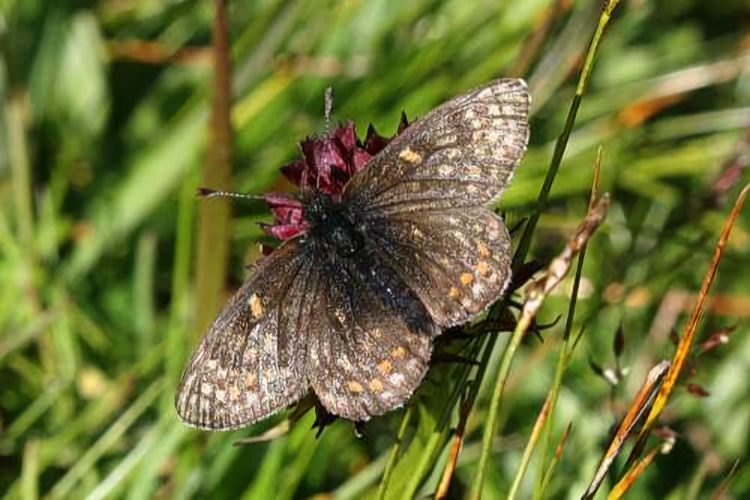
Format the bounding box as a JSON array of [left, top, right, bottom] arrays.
[[1, 0, 748, 498]]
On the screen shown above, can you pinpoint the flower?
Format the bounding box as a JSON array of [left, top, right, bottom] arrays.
[[263, 115, 409, 241]]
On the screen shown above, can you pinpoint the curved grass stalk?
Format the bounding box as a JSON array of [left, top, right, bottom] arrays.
[[469, 1, 622, 497]]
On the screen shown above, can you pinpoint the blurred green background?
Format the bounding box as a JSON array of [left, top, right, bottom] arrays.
[[1, 0, 749, 498]]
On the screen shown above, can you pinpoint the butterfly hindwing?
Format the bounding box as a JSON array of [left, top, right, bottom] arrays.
[[307, 246, 437, 421], [364, 207, 512, 327], [175, 242, 315, 430]]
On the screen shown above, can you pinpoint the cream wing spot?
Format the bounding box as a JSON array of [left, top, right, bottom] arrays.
[[441, 147, 461, 160], [368, 379, 384, 393], [229, 385, 241, 400], [389, 372, 406, 386], [243, 372, 258, 390], [377, 360, 393, 374], [438, 164, 455, 176], [478, 241, 491, 258], [476, 261, 491, 277], [433, 134, 457, 147], [460, 272, 474, 286], [390, 346, 407, 360], [399, 147, 422, 163], [249, 293, 264, 319]]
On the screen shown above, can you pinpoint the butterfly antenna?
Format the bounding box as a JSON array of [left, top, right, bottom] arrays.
[[324, 86, 334, 133], [300, 159, 310, 196], [196, 188, 265, 202]]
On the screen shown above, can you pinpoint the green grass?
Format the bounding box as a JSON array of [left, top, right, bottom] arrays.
[[1, 0, 749, 498]]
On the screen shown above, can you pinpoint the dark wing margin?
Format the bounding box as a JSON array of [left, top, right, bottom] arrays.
[[175, 241, 317, 430], [307, 248, 438, 421], [343, 78, 530, 213]]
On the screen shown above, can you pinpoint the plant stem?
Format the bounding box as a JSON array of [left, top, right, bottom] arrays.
[[377, 404, 414, 500], [194, 0, 234, 334], [512, 0, 620, 273], [469, 3, 621, 497]]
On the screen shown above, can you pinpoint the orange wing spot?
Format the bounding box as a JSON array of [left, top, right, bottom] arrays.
[[398, 147, 422, 163], [249, 293, 264, 319], [390, 346, 408, 360], [460, 272, 474, 286], [467, 166, 482, 175], [449, 286, 461, 299], [476, 261, 490, 276], [243, 372, 258, 390], [348, 380, 364, 393], [368, 378, 384, 393], [377, 360, 393, 374], [478, 241, 491, 258]]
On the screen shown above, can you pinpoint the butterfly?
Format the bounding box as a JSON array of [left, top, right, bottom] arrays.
[[176, 78, 530, 429]]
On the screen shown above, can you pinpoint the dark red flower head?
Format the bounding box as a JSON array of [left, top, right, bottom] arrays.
[[263, 115, 409, 241]]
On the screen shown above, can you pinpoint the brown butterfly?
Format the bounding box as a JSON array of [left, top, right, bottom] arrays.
[[176, 79, 530, 429]]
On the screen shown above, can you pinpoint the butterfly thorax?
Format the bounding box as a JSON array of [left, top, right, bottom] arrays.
[[306, 192, 364, 257]]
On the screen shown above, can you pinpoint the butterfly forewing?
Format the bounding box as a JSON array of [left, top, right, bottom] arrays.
[[176, 242, 315, 430], [343, 78, 529, 213]]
